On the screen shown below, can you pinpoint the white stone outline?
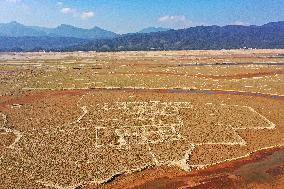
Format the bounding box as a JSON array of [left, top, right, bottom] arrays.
[[0, 112, 23, 149], [186, 103, 279, 171], [8, 97, 277, 188], [95, 124, 183, 149], [231, 105, 276, 130], [70, 99, 278, 185], [34, 94, 90, 189], [91, 101, 191, 149]]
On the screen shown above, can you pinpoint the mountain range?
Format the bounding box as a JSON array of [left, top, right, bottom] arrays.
[[67, 21, 284, 51], [0, 36, 89, 52], [0, 21, 118, 39], [138, 27, 171, 33], [0, 21, 283, 52]]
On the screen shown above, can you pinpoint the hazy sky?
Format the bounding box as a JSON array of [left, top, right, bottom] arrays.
[[0, 0, 283, 33]]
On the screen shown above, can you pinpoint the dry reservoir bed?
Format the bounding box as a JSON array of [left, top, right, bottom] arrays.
[[0, 90, 283, 189], [0, 49, 283, 189]]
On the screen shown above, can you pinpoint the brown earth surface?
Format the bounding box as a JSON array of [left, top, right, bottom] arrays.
[[0, 49, 283, 189], [0, 89, 283, 189], [89, 147, 284, 189], [95, 69, 284, 80]]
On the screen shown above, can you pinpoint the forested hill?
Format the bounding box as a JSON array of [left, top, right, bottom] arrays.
[[0, 21, 283, 52], [0, 36, 89, 52], [66, 21, 284, 51]]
